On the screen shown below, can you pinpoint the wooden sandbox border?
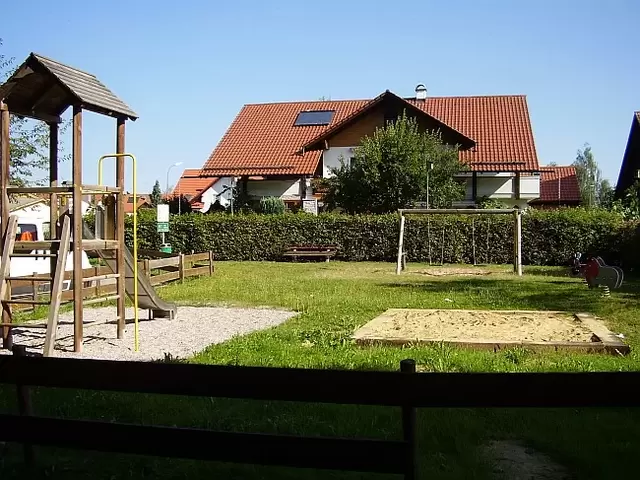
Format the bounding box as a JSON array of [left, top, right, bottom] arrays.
[[353, 309, 630, 355]]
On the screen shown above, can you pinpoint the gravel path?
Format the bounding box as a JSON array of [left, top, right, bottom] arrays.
[[4, 306, 296, 361]]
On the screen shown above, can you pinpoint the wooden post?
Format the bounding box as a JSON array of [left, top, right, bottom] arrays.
[[396, 214, 406, 275], [72, 106, 84, 353], [32, 272, 38, 313], [13, 345, 35, 465], [93, 266, 100, 297], [116, 119, 126, 339], [49, 121, 59, 290], [208, 251, 214, 276], [400, 359, 417, 480], [0, 102, 11, 348], [144, 259, 150, 279], [513, 210, 522, 276], [179, 253, 185, 283]]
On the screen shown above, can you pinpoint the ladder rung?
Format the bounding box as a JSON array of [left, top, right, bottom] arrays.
[[6, 276, 53, 282], [2, 299, 50, 305], [83, 273, 120, 282], [15, 240, 61, 250], [83, 295, 119, 306], [0, 323, 48, 328], [10, 253, 57, 258]]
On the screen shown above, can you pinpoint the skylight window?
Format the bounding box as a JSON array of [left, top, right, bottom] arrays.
[[294, 110, 335, 126]]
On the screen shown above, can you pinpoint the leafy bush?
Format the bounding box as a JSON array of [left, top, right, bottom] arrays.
[[119, 208, 640, 269], [259, 196, 286, 214]]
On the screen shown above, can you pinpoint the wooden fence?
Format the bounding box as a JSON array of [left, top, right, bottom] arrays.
[[137, 250, 214, 286], [1, 349, 639, 478], [10, 251, 214, 311]]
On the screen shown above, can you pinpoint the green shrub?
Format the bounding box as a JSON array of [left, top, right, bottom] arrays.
[[259, 196, 285, 214], [114, 208, 639, 269]]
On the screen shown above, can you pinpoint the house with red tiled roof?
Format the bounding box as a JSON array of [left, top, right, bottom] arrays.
[[529, 166, 581, 208], [182, 85, 548, 211], [171, 169, 221, 210], [615, 112, 640, 198]]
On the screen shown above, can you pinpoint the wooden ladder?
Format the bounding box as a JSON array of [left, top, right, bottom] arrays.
[[0, 215, 72, 356]]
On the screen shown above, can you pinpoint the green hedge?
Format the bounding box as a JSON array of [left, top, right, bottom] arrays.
[[120, 208, 640, 269]]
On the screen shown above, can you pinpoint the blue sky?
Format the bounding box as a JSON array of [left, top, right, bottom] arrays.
[[3, 0, 638, 191]]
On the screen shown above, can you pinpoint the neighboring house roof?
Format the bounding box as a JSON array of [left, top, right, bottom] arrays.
[[172, 169, 218, 199], [300, 90, 476, 152], [200, 91, 539, 177], [124, 194, 151, 214], [532, 166, 581, 204], [615, 111, 640, 198], [9, 196, 47, 213]]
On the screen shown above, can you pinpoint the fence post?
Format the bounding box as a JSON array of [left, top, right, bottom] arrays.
[[13, 345, 35, 465], [144, 259, 151, 279], [208, 251, 214, 276], [32, 271, 38, 313], [93, 266, 100, 297], [400, 359, 417, 480], [179, 253, 185, 283]]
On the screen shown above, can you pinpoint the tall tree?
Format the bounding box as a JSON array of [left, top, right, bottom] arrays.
[[150, 180, 162, 207], [1, 39, 69, 186], [597, 178, 615, 209], [324, 113, 467, 213], [573, 144, 601, 207]]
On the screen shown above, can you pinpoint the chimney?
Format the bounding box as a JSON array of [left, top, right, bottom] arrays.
[[415, 84, 427, 100]]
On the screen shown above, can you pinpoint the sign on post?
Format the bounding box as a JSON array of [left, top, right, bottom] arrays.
[[302, 199, 318, 216], [157, 204, 170, 233]]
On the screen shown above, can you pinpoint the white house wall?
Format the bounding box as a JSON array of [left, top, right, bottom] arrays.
[[477, 176, 514, 198], [456, 173, 541, 206], [247, 179, 301, 199], [520, 175, 540, 199], [322, 147, 354, 177]]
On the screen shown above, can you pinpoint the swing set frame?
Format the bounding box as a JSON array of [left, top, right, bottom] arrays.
[[395, 208, 523, 276]]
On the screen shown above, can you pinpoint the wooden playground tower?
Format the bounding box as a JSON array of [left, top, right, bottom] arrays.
[[0, 53, 138, 354]]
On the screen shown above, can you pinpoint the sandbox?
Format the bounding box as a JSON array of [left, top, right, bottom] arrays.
[[353, 309, 629, 354]]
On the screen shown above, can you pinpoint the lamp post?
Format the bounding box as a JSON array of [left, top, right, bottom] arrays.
[[425, 160, 434, 208], [166, 162, 183, 213]]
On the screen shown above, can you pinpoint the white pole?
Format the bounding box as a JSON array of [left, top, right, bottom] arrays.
[[514, 210, 522, 276], [396, 214, 406, 275]]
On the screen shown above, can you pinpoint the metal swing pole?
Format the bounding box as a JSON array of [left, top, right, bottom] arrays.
[[396, 213, 406, 275]]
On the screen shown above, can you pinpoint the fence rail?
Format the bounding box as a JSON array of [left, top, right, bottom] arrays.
[[1, 351, 639, 478], [10, 251, 214, 311]]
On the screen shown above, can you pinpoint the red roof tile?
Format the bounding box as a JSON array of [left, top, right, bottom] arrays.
[[173, 169, 218, 200], [124, 194, 151, 214], [534, 166, 581, 203], [201, 92, 540, 176], [406, 95, 539, 172]]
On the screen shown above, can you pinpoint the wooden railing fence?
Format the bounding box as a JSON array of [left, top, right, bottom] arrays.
[[1, 349, 639, 478], [9, 251, 214, 311]]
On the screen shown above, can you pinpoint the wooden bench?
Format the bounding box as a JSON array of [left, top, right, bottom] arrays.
[[282, 245, 338, 262]]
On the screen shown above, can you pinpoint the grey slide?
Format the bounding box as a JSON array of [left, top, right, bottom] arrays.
[[82, 223, 177, 319]]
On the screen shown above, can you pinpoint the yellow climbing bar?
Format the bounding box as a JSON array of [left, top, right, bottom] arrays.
[[97, 153, 140, 352]]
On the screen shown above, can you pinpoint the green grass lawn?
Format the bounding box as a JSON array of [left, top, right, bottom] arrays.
[[2, 261, 640, 479]]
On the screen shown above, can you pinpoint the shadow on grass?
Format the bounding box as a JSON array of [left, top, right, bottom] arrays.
[[379, 277, 626, 312], [523, 267, 573, 277]]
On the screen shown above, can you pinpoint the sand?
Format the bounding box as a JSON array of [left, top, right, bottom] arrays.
[[354, 309, 597, 344], [1, 306, 296, 361]]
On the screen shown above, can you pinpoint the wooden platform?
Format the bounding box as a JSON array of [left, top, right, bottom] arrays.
[[352, 309, 630, 355]]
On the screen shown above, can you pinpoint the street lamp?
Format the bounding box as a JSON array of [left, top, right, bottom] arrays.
[[166, 162, 183, 213], [425, 160, 434, 208]]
